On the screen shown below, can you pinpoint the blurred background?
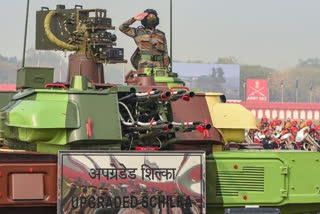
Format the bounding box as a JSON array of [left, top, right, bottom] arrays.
[[1, 0, 320, 103]]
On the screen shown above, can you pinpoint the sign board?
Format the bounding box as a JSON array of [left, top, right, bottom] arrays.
[[246, 79, 268, 102], [58, 151, 206, 213]]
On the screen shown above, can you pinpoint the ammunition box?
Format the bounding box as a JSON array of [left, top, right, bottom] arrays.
[[16, 67, 54, 89]]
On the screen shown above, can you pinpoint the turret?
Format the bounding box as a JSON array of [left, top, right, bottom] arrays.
[[0, 5, 211, 153], [36, 4, 126, 83]]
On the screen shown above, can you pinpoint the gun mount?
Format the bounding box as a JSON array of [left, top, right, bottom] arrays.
[[0, 5, 212, 154], [36, 5, 126, 83], [0, 3, 319, 214]]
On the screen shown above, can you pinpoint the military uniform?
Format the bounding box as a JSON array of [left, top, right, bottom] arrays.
[[119, 17, 169, 70]]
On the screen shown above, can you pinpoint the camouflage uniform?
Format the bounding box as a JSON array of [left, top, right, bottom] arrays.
[[119, 17, 169, 70]]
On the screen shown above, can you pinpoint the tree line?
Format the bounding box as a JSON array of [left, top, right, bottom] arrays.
[[177, 57, 320, 103], [0, 52, 320, 103]]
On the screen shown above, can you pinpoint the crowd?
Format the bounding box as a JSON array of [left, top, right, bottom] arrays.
[[246, 118, 320, 150]]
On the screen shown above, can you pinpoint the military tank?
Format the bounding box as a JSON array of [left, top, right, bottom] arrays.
[[0, 4, 320, 214], [0, 5, 212, 154]]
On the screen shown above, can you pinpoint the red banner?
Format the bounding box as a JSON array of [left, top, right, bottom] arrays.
[[0, 84, 15, 91], [246, 79, 268, 102]]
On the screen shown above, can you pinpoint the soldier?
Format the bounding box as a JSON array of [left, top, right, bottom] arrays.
[[119, 9, 170, 70], [299, 119, 306, 129], [314, 123, 320, 142], [284, 118, 292, 129]]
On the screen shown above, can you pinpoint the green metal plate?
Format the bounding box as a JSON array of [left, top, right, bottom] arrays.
[[67, 93, 122, 142], [8, 100, 79, 128], [207, 156, 285, 205], [207, 151, 320, 208]]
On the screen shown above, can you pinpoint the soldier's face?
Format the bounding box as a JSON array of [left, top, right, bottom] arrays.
[[146, 14, 157, 27], [147, 14, 156, 18]]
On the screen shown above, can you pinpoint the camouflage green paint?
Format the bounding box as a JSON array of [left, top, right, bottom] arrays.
[[8, 90, 69, 150], [66, 91, 122, 143], [154, 76, 184, 87], [8, 100, 77, 128], [108, 85, 138, 93], [11, 88, 36, 100], [0, 76, 128, 153], [16, 67, 54, 89], [207, 151, 320, 213], [70, 75, 89, 91], [0, 92, 15, 109], [0, 89, 68, 152], [16, 127, 66, 145]]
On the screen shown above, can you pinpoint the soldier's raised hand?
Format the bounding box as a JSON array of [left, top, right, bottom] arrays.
[[134, 12, 148, 21]]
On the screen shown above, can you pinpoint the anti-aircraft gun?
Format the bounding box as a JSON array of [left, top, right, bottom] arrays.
[[0, 5, 210, 153], [0, 5, 211, 212], [36, 4, 125, 82], [1, 4, 320, 214]]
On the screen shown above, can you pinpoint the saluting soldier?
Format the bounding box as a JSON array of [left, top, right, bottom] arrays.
[[119, 9, 170, 70]]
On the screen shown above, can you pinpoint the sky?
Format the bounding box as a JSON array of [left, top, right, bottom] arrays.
[[1, 0, 320, 70]]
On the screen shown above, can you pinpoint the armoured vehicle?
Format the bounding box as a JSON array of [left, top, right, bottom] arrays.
[[0, 4, 320, 214]]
